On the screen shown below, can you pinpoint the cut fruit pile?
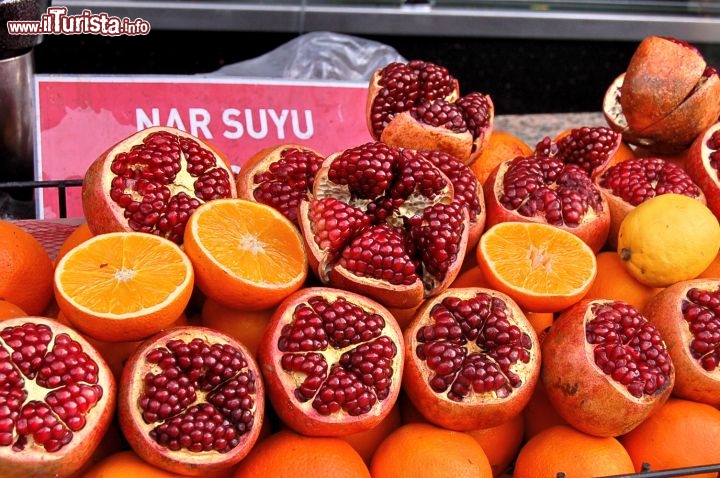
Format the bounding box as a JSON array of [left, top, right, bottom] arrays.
[[3, 34, 720, 478]]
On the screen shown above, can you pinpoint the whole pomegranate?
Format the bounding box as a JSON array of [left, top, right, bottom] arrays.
[[595, 156, 706, 249], [118, 326, 265, 476], [603, 36, 720, 155], [299, 141, 479, 309], [484, 127, 620, 253], [541, 299, 674, 437], [235, 144, 326, 227], [0, 317, 116, 478], [82, 126, 237, 244], [402, 287, 540, 431], [257, 287, 404, 437], [686, 120, 720, 221], [366, 60, 494, 165], [644, 279, 720, 407]]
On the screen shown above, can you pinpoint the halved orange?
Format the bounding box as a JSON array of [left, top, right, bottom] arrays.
[[183, 198, 308, 311], [54, 231, 194, 342], [476, 222, 597, 312]]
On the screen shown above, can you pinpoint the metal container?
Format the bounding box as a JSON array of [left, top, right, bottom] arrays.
[[0, 47, 35, 185]]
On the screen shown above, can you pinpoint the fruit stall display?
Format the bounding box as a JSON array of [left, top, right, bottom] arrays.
[[2, 35, 720, 477]]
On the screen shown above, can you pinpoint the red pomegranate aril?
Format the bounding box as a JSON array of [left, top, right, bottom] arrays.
[[118, 326, 264, 476], [258, 287, 404, 436], [0, 318, 116, 478], [556, 126, 621, 178], [403, 288, 540, 431], [542, 299, 674, 437], [83, 126, 237, 244], [643, 279, 720, 407]]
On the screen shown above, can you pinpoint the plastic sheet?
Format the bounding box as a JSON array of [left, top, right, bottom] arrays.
[[205, 31, 407, 82]]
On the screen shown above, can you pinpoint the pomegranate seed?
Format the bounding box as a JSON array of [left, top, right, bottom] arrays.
[[682, 287, 720, 371], [588, 302, 672, 398]]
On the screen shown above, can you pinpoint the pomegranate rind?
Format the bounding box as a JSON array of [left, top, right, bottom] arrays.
[[117, 326, 265, 476], [0, 317, 117, 478], [402, 287, 540, 431], [643, 279, 720, 407], [620, 36, 707, 132], [686, 121, 720, 222], [484, 159, 611, 255], [257, 287, 405, 437], [541, 299, 674, 437], [380, 111, 475, 165], [81, 126, 238, 241]]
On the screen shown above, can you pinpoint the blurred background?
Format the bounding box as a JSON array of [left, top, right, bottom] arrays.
[[29, 0, 720, 115]]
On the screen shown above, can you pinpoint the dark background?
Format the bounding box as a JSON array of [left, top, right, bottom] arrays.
[[30, 30, 667, 115]]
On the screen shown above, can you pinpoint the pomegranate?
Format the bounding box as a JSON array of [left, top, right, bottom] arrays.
[[603, 37, 720, 155], [402, 287, 540, 431], [644, 279, 720, 407], [235, 144, 325, 227], [118, 326, 265, 476], [685, 121, 720, 221], [0, 317, 116, 478], [82, 126, 237, 244], [256, 287, 404, 436], [298, 141, 472, 309], [595, 156, 706, 249], [483, 128, 619, 253], [542, 299, 674, 437], [366, 60, 494, 164]]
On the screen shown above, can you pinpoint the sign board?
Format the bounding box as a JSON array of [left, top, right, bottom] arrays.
[[34, 75, 372, 219]]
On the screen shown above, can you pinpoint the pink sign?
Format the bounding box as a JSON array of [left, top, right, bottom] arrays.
[[34, 75, 372, 219]]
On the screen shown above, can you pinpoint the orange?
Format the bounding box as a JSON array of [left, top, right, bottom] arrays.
[[200, 297, 274, 357], [0, 219, 55, 315], [521, 382, 568, 440], [55, 221, 94, 265], [54, 231, 194, 342], [619, 398, 720, 477], [232, 429, 370, 478], [524, 311, 554, 335], [471, 130, 533, 185], [513, 424, 635, 478], [183, 199, 308, 311], [340, 402, 402, 464], [369, 422, 492, 478], [698, 250, 720, 279], [450, 266, 489, 288], [82, 450, 180, 477], [582, 251, 661, 313], [476, 221, 597, 312], [466, 413, 524, 478], [0, 299, 27, 321]]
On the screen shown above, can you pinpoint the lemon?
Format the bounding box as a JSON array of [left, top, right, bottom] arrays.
[[617, 194, 720, 287]]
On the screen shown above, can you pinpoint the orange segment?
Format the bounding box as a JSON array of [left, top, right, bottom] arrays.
[[54, 231, 194, 342], [183, 199, 308, 311], [477, 222, 597, 312]]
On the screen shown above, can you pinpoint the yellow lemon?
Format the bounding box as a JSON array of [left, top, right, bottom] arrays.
[[617, 194, 720, 287]]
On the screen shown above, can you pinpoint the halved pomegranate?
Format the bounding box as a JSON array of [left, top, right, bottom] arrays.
[[644, 279, 720, 407], [595, 156, 706, 249], [298, 141, 472, 309], [541, 299, 674, 437], [0, 317, 116, 478], [685, 121, 720, 221], [402, 287, 540, 431], [484, 128, 619, 253], [256, 287, 404, 437], [82, 126, 237, 244], [603, 36, 720, 155], [366, 60, 494, 164], [118, 326, 265, 476], [235, 144, 326, 227]]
